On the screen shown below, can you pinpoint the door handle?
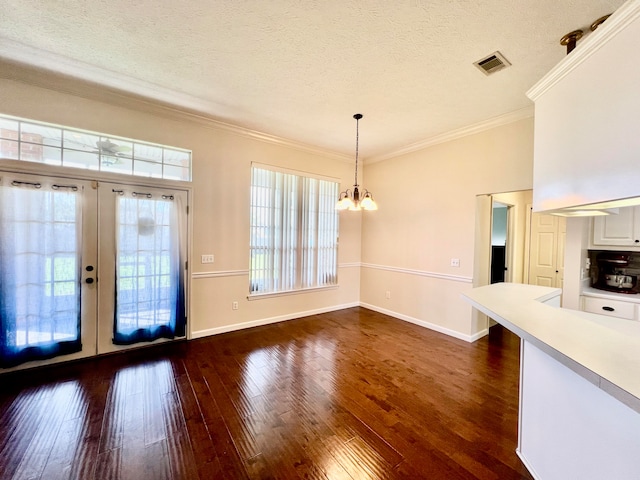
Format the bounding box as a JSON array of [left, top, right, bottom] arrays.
[[85, 278, 95, 284]]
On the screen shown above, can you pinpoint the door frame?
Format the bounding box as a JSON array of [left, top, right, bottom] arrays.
[[0, 159, 192, 372]]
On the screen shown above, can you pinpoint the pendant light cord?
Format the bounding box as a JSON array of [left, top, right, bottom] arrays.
[[354, 115, 359, 187]]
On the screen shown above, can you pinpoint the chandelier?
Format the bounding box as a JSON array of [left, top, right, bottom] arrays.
[[336, 114, 378, 211]]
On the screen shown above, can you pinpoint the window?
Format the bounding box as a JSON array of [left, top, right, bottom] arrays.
[[0, 114, 191, 181], [250, 165, 339, 295]]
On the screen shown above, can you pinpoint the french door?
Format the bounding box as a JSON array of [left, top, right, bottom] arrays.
[[0, 171, 188, 370]]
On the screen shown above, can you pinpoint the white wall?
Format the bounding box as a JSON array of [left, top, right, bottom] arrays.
[[0, 74, 362, 338], [360, 118, 534, 339]]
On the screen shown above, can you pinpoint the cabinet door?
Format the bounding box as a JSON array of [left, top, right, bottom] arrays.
[[592, 207, 640, 246]]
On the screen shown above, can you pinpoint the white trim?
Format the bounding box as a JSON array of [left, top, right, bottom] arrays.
[[247, 284, 338, 300], [516, 450, 541, 480], [190, 302, 359, 339], [339, 262, 361, 268], [0, 158, 191, 191], [366, 107, 534, 164], [191, 269, 249, 279], [360, 302, 486, 343], [0, 42, 353, 164], [527, 2, 640, 100], [192, 262, 358, 279], [251, 162, 340, 183], [361, 262, 473, 283]]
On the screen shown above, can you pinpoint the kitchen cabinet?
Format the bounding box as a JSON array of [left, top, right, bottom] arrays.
[[592, 206, 640, 247], [581, 295, 636, 320], [527, 1, 640, 213]]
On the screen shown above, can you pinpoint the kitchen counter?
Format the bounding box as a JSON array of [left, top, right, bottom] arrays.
[[463, 283, 640, 479], [463, 282, 640, 412]]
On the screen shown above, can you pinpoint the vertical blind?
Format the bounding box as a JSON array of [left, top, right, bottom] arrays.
[[250, 166, 339, 294]]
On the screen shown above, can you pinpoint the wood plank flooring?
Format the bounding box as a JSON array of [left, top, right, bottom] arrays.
[[0, 307, 533, 479]]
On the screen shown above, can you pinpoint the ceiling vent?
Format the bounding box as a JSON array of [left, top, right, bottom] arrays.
[[473, 51, 511, 75]]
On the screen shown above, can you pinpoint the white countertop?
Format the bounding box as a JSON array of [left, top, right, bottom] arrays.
[[462, 283, 640, 412], [582, 285, 640, 303]]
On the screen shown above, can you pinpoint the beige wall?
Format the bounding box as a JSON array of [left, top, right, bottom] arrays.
[[0, 76, 362, 337], [360, 118, 534, 339], [0, 71, 535, 343]]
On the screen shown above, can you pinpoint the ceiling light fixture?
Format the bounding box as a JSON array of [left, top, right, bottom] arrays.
[[336, 114, 378, 211]]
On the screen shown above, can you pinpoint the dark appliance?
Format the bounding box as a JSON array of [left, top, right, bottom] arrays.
[[593, 252, 638, 294]]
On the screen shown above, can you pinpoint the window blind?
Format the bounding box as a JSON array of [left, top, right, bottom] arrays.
[[250, 166, 338, 294]]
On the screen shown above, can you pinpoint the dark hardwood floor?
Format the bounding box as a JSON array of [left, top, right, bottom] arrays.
[[0, 307, 533, 479]]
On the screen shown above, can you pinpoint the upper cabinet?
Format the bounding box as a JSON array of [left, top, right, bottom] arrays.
[[527, 1, 640, 213], [592, 206, 640, 247]]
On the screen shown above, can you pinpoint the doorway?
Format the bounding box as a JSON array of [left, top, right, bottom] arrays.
[[490, 202, 509, 284], [0, 170, 188, 370]]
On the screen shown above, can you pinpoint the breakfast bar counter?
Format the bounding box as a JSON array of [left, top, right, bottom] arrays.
[[462, 283, 640, 480]]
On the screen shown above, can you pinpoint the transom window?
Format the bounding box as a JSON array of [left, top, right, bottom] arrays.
[[249, 164, 339, 295], [0, 114, 191, 181]]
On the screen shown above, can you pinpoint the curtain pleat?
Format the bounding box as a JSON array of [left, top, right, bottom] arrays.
[[0, 184, 82, 367], [112, 192, 185, 345]]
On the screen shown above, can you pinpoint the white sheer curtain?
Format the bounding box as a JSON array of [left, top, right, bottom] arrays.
[[250, 166, 338, 294], [113, 190, 185, 344], [0, 181, 82, 367]]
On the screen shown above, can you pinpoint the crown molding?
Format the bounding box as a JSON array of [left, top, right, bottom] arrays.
[[0, 39, 352, 163], [527, 1, 640, 101], [366, 106, 534, 164]]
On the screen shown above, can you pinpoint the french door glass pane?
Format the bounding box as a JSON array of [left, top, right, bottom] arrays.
[[0, 183, 81, 367], [113, 193, 185, 344]]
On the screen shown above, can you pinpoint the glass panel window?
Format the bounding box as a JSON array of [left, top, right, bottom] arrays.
[[0, 118, 19, 140], [21, 123, 62, 147], [163, 149, 190, 167], [134, 160, 163, 178], [134, 144, 163, 163], [0, 114, 192, 181], [101, 155, 133, 175], [249, 165, 339, 295], [0, 139, 20, 160], [63, 150, 100, 170], [64, 131, 101, 153], [163, 164, 190, 181]]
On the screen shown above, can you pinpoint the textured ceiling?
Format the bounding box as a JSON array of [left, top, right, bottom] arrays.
[[0, 0, 625, 159]]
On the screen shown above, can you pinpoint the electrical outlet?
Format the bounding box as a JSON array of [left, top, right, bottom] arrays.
[[232, 301, 238, 310], [201, 254, 214, 264], [385, 291, 391, 299], [450, 258, 460, 267]]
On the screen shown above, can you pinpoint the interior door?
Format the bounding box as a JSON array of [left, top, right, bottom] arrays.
[[528, 210, 566, 288], [0, 171, 97, 369], [96, 182, 188, 354]]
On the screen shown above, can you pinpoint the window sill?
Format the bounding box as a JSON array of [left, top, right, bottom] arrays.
[[247, 284, 338, 301]]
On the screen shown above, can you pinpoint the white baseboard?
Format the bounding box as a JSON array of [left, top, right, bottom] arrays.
[[190, 302, 360, 339], [516, 449, 540, 480], [360, 302, 485, 343], [191, 301, 488, 344]]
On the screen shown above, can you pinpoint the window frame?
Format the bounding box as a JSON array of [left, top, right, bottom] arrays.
[[249, 163, 339, 298], [0, 114, 192, 182]]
